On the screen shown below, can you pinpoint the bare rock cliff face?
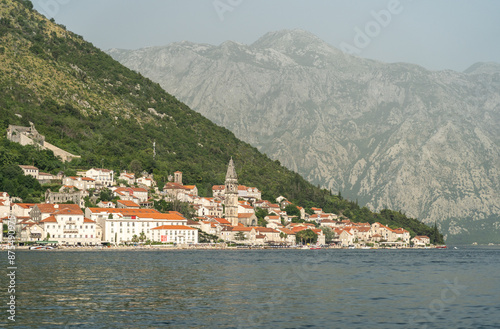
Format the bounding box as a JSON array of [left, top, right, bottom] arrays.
[[108, 30, 500, 243]]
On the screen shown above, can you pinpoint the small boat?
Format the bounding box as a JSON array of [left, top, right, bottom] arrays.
[[29, 245, 55, 250], [309, 245, 322, 250], [435, 245, 447, 249]]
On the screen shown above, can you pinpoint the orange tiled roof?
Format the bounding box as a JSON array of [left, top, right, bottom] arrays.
[[212, 185, 225, 191], [278, 228, 295, 235], [230, 226, 252, 232], [238, 213, 255, 218], [214, 218, 231, 225], [414, 235, 430, 240], [35, 203, 82, 215], [53, 207, 84, 215], [40, 216, 57, 223]]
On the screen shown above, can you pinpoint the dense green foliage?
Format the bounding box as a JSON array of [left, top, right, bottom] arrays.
[[0, 0, 443, 243], [296, 229, 318, 245], [0, 138, 63, 202]]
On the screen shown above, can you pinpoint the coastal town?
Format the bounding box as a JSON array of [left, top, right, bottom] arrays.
[[1, 157, 433, 249]]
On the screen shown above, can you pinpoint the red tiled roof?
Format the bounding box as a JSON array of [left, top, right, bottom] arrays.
[[84, 217, 96, 223]]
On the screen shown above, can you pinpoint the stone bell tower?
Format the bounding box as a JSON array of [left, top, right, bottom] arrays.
[[224, 157, 239, 226]]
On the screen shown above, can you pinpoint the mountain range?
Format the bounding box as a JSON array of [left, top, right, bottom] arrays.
[[108, 30, 500, 243]]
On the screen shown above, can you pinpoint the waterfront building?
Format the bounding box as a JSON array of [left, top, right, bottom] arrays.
[[38, 206, 101, 245], [85, 208, 188, 244], [150, 225, 198, 244]]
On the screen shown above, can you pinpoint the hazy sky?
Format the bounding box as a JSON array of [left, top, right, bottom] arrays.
[[32, 0, 500, 72]]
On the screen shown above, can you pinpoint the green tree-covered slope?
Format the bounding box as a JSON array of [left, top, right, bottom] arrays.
[[0, 0, 443, 243]]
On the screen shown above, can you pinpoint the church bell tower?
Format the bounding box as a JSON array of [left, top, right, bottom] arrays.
[[224, 157, 239, 226]]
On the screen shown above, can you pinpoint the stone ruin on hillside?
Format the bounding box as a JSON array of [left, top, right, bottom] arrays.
[[6, 122, 80, 162]]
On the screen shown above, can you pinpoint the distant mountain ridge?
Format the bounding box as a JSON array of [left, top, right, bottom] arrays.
[[107, 29, 500, 243]]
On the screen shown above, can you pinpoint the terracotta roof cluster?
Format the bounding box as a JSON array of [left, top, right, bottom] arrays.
[[35, 203, 82, 215]]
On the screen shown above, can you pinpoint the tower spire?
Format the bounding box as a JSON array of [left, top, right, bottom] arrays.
[[226, 157, 237, 180]]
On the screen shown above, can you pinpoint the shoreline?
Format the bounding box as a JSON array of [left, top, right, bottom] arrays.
[[4, 245, 447, 251]]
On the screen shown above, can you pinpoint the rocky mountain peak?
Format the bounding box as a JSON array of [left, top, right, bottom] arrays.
[[107, 31, 500, 243], [464, 62, 500, 75]]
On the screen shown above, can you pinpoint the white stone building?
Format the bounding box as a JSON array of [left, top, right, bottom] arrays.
[[85, 208, 188, 244], [150, 225, 198, 244], [38, 206, 101, 245], [62, 176, 96, 191], [85, 168, 114, 187]]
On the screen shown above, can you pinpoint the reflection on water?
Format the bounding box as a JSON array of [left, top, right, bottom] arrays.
[[1, 248, 499, 328]]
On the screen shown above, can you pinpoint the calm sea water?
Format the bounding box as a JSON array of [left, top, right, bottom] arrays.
[[1, 247, 499, 328]]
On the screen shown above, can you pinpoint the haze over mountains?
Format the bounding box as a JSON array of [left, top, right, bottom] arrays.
[[107, 30, 500, 243]]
